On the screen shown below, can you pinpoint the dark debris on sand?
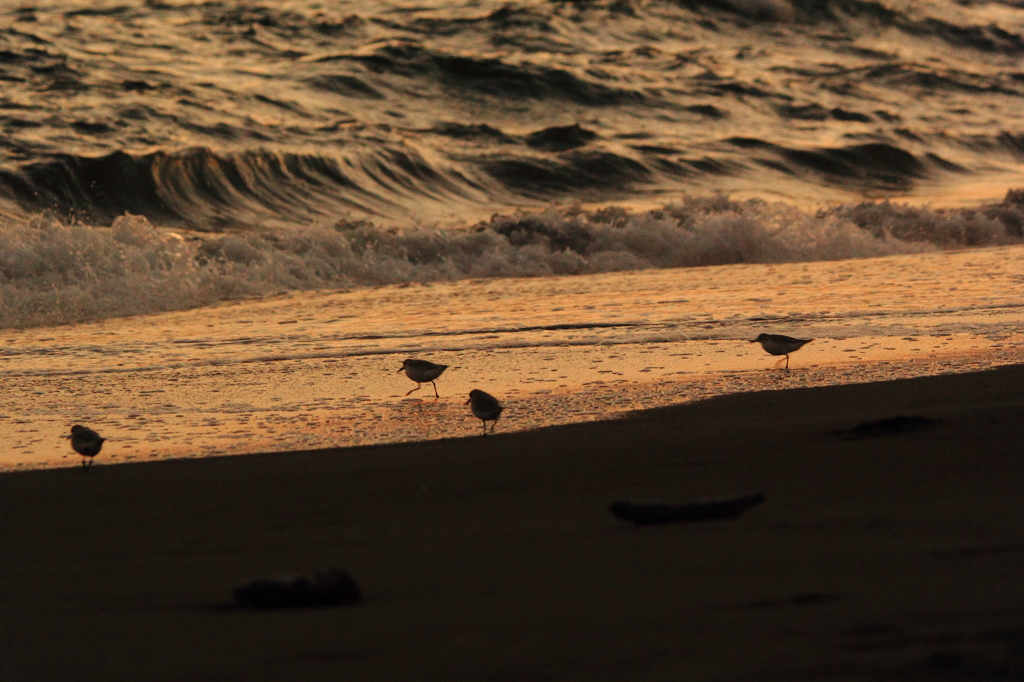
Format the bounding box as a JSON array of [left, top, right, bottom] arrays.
[[843, 415, 942, 439], [234, 568, 361, 609], [610, 492, 766, 525]]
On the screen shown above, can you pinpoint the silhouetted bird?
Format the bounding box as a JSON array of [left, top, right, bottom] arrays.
[[751, 333, 813, 370], [399, 358, 448, 397], [467, 389, 503, 436], [66, 425, 105, 472]]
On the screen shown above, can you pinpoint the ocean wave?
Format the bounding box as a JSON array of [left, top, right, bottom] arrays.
[[3, 0, 1024, 403], [719, 140, 956, 190], [0, 137, 973, 226], [2, 194, 1022, 329], [0, 147, 494, 228], [314, 40, 647, 105], [4, 0, 1024, 220], [483, 150, 653, 195], [718, 0, 1024, 53]]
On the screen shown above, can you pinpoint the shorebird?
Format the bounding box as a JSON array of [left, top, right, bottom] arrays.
[[751, 333, 813, 370], [399, 358, 448, 397], [467, 389, 503, 436], [65, 424, 105, 471]]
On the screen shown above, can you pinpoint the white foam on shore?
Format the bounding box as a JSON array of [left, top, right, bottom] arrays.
[[3, 195, 1023, 329]]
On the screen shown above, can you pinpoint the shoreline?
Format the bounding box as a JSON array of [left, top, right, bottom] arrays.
[[3, 364, 1024, 680], [4, 244, 1024, 473]]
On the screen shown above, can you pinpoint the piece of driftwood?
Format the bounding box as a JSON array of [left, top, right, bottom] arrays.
[[610, 492, 766, 525], [234, 568, 361, 609], [844, 415, 940, 438]]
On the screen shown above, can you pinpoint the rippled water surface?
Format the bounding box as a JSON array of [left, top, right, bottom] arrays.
[[6, 0, 1024, 228]]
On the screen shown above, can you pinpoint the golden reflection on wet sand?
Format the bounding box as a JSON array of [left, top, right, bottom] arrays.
[[2, 245, 1022, 471]]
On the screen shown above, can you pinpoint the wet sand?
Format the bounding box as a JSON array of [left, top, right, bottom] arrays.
[[4, 244, 1024, 471], [2, 363, 1024, 681]]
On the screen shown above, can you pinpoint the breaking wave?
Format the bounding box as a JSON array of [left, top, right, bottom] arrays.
[[2, 192, 1022, 329], [0, 147, 496, 228], [0, 141, 984, 228]]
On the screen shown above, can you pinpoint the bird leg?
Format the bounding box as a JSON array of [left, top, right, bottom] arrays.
[[431, 381, 440, 398], [785, 354, 790, 370], [481, 420, 488, 436], [405, 384, 422, 396]]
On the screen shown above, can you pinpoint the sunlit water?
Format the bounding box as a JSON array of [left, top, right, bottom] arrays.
[[4, 244, 1022, 472], [4, 1, 1024, 339], [6, 0, 1024, 228]]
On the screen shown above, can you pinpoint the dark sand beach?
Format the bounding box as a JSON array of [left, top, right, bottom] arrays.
[[3, 365, 1023, 681]]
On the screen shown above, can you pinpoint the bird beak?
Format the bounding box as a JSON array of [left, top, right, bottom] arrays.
[[397, 367, 404, 373]]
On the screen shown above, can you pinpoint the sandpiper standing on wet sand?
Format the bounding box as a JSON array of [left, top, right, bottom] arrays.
[[65, 425, 105, 472], [467, 389, 503, 436], [399, 358, 448, 397], [751, 333, 813, 370]]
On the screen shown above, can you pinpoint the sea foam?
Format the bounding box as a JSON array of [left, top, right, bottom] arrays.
[[1, 193, 1022, 329]]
